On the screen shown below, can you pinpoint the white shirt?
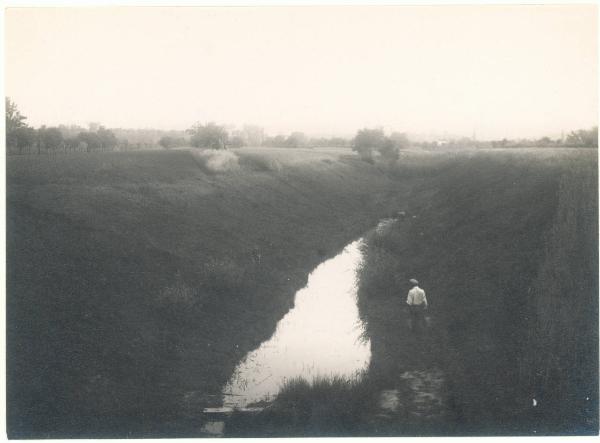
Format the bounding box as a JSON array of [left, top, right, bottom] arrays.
[[406, 286, 427, 307]]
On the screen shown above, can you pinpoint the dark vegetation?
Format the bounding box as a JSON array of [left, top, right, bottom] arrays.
[[224, 150, 597, 436], [226, 375, 377, 437], [6, 148, 407, 438], [356, 150, 598, 435]]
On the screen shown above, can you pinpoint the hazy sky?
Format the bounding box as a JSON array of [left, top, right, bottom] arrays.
[[5, 5, 598, 139]]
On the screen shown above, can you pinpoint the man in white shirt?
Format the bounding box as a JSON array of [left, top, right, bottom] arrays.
[[406, 278, 428, 332]]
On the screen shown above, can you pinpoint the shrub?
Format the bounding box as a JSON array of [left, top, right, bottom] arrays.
[[190, 149, 240, 173]]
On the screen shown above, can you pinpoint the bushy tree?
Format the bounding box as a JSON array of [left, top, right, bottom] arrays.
[[188, 122, 229, 149], [566, 127, 598, 147], [6, 97, 28, 151], [352, 128, 409, 163], [6, 97, 27, 134], [353, 128, 386, 161], [12, 127, 37, 154]]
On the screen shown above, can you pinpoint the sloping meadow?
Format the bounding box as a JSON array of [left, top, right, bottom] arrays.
[[6, 148, 408, 438]]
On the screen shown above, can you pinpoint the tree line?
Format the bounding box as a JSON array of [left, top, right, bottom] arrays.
[[6, 97, 597, 155], [6, 98, 121, 154]]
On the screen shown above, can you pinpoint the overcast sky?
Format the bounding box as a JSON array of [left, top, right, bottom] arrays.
[[5, 5, 598, 139]]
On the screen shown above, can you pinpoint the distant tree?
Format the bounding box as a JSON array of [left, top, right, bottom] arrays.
[[352, 128, 387, 161], [77, 131, 102, 152], [97, 127, 118, 151], [5, 97, 27, 133], [389, 132, 410, 150], [188, 122, 229, 149], [6, 97, 28, 151], [159, 136, 175, 149], [229, 135, 246, 148], [262, 135, 287, 147], [158, 136, 186, 149], [378, 138, 400, 163], [38, 127, 64, 153], [285, 132, 308, 148], [13, 127, 37, 154], [566, 127, 598, 147], [64, 137, 80, 152]]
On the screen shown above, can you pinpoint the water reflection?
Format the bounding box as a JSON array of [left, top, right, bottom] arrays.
[[222, 240, 370, 407]]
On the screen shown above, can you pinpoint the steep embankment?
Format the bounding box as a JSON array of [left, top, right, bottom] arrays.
[[357, 150, 598, 435], [6, 148, 408, 438]]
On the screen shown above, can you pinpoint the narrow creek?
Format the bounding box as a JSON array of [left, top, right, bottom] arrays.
[[222, 239, 370, 408], [201, 219, 405, 435]]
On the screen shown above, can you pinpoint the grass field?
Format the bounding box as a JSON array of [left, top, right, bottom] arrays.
[[6, 148, 408, 438]]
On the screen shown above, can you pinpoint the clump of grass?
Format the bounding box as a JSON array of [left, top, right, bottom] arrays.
[[226, 374, 375, 436], [190, 148, 240, 173]]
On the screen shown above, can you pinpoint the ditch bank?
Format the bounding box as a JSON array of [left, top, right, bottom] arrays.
[[357, 150, 598, 436], [225, 150, 598, 437], [6, 148, 411, 438]]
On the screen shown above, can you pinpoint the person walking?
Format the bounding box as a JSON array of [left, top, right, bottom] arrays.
[[406, 278, 428, 332]]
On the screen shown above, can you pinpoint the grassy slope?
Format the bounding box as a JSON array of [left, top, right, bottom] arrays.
[[6, 148, 408, 438], [228, 150, 598, 437], [357, 150, 598, 435]]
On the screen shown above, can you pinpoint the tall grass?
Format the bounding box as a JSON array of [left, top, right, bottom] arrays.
[[356, 149, 597, 434], [226, 374, 375, 436], [520, 155, 598, 433]]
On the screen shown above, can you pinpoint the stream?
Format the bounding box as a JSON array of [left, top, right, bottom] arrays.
[[201, 220, 402, 435], [221, 239, 370, 408]]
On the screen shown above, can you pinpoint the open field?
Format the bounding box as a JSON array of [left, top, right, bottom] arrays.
[[6, 147, 409, 438]]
